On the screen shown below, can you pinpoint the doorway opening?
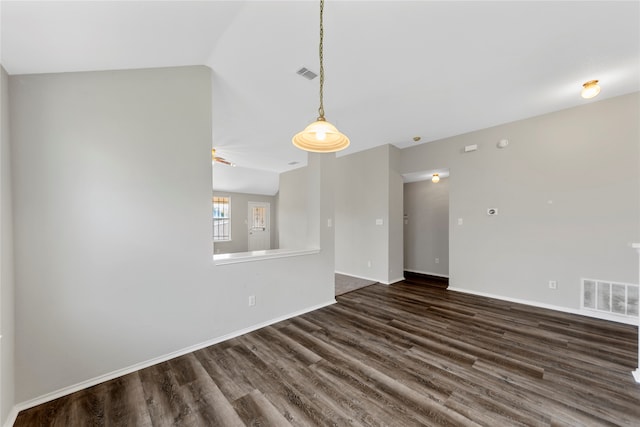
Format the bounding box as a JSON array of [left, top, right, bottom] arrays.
[[402, 169, 450, 285]]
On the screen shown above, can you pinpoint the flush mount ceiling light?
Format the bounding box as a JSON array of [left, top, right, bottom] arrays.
[[432, 174, 440, 183], [581, 80, 601, 99], [292, 0, 350, 153]]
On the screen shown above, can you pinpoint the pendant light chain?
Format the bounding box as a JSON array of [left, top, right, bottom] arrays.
[[318, 0, 325, 120], [291, 0, 349, 153]]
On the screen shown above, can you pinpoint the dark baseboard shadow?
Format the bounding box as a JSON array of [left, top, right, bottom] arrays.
[[403, 271, 449, 289]]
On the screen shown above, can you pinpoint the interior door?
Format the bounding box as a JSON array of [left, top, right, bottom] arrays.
[[248, 202, 270, 251]]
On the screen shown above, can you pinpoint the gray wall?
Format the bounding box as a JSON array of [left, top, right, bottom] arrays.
[[10, 66, 335, 403], [335, 145, 404, 284], [278, 166, 309, 249], [277, 154, 337, 253], [212, 191, 278, 254], [388, 146, 404, 283], [1, 65, 16, 427], [402, 92, 640, 310], [404, 178, 450, 277], [306, 152, 337, 252]]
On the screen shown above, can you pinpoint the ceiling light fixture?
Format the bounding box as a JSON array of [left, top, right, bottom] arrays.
[[581, 80, 600, 99], [432, 174, 440, 183], [292, 0, 349, 153]]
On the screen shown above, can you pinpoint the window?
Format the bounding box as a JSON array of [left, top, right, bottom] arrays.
[[250, 204, 267, 232], [212, 196, 231, 241]]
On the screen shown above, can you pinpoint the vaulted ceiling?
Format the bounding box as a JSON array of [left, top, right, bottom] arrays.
[[2, 1, 639, 194]]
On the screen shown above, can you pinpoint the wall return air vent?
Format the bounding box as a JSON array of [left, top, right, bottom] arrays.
[[582, 278, 639, 319]]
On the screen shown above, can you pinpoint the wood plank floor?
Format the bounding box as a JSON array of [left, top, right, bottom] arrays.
[[15, 281, 640, 426]]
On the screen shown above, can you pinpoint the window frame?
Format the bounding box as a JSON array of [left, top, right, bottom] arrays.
[[212, 196, 231, 242]]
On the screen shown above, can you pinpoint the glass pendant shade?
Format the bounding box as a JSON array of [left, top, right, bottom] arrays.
[[581, 80, 600, 99], [292, 118, 350, 153]]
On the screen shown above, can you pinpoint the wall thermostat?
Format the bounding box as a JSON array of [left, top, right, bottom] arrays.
[[487, 208, 498, 216], [464, 144, 478, 152]]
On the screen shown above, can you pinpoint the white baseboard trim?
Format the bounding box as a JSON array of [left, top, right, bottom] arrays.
[[404, 269, 449, 279], [3, 407, 19, 427], [381, 277, 405, 285], [11, 299, 337, 417], [334, 271, 404, 286], [633, 369, 640, 383], [448, 287, 638, 326]]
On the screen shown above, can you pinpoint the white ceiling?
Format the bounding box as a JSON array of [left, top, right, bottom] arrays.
[[403, 169, 450, 184], [2, 1, 639, 194]]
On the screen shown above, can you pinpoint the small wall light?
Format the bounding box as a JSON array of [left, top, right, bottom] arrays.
[[581, 80, 600, 99], [432, 174, 440, 183]]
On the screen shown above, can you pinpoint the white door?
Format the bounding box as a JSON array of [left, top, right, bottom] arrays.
[[248, 202, 270, 251]]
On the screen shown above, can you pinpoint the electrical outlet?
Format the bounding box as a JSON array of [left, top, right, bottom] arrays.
[[249, 295, 256, 306], [548, 281, 557, 290], [367, 260, 372, 268], [435, 258, 439, 264]]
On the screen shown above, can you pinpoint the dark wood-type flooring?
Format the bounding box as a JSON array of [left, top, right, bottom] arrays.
[[15, 280, 640, 426]]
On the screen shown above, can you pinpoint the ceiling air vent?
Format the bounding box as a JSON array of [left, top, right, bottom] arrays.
[[296, 67, 318, 80]]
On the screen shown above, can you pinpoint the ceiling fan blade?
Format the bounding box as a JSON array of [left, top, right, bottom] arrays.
[[212, 148, 235, 167]]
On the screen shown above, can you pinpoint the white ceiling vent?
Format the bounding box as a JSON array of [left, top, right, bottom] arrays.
[[296, 67, 318, 80]]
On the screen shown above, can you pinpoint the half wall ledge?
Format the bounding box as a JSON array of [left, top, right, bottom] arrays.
[[214, 248, 321, 265]]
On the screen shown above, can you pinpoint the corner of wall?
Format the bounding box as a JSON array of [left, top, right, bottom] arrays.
[[387, 145, 404, 284], [1, 64, 17, 427]]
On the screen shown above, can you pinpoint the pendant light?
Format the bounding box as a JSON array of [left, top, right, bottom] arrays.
[[292, 0, 350, 153]]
